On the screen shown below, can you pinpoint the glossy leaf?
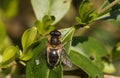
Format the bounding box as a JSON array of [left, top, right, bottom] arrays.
[[20, 40, 41, 61], [22, 27, 38, 49], [60, 27, 75, 54], [2, 46, 17, 63], [20, 50, 33, 61], [69, 49, 103, 78], [31, 0, 71, 24]]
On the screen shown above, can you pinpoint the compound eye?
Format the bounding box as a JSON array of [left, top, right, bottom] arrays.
[[50, 29, 61, 36]]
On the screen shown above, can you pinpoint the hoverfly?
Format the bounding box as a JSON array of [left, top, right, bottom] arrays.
[[46, 29, 72, 68]]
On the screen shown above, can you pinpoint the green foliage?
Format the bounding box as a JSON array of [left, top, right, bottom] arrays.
[[1, 0, 120, 78], [75, 37, 108, 57], [35, 15, 55, 36], [26, 27, 75, 78], [61, 27, 75, 54], [0, 46, 17, 68], [76, 0, 98, 26], [31, 0, 71, 24], [70, 50, 103, 78], [70, 37, 109, 78], [26, 38, 48, 78], [22, 27, 38, 49], [20, 27, 38, 61], [103, 61, 116, 74]]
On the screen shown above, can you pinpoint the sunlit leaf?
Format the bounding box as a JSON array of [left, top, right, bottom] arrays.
[[2, 46, 17, 63], [22, 27, 38, 49], [31, 0, 71, 24], [72, 37, 108, 58], [70, 49, 103, 78], [35, 15, 55, 36], [103, 61, 116, 74], [20, 50, 33, 61], [72, 37, 108, 71], [60, 27, 75, 54]]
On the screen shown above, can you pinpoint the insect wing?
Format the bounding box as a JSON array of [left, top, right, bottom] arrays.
[[61, 49, 72, 68]]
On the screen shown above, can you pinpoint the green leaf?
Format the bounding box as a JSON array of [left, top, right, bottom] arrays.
[[26, 38, 62, 78], [43, 15, 55, 26], [60, 27, 75, 54], [76, 17, 86, 25], [69, 49, 103, 78], [72, 37, 108, 58], [31, 0, 71, 24], [20, 50, 33, 61], [103, 61, 116, 74], [35, 16, 55, 36], [22, 27, 38, 49], [26, 38, 48, 78], [49, 65, 63, 78], [26, 27, 75, 78], [72, 37, 108, 70], [35, 20, 43, 35], [2, 46, 17, 63], [79, 0, 90, 18], [78, 0, 98, 24], [20, 40, 41, 61]]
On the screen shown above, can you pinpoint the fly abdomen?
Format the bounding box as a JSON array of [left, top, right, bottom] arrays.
[[47, 49, 60, 66]]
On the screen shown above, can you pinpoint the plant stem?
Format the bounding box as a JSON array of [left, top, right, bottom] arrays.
[[98, 0, 120, 15]]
